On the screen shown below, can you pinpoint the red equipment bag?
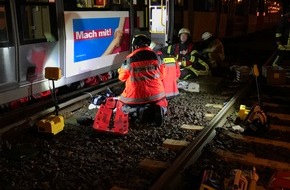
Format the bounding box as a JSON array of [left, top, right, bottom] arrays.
[[93, 97, 128, 135]]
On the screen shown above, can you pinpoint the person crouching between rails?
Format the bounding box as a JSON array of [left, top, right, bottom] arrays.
[[118, 34, 168, 127], [150, 41, 180, 100]]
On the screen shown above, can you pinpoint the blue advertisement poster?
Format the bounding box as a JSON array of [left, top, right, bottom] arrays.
[[73, 17, 119, 62], [64, 11, 130, 78]]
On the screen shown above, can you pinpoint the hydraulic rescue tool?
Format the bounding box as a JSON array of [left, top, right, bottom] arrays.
[[238, 65, 268, 135], [242, 104, 268, 135]]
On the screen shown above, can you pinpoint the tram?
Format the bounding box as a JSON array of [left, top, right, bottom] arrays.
[[0, 0, 282, 108]]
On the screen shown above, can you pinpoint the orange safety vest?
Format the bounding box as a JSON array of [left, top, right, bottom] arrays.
[[119, 47, 166, 105], [157, 51, 180, 99]]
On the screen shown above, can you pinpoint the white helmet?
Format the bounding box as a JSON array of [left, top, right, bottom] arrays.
[[201, 32, 212, 41], [178, 28, 190, 36]]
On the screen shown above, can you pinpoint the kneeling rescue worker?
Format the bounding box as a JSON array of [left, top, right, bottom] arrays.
[[118, 34, 168, 126]]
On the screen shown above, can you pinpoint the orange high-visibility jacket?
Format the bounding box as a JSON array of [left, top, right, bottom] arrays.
[[157, 51, 180, 99], [118, 47, 166, 105]]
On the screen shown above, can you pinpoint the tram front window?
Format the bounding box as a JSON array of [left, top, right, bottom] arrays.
[[21, 5, 52, 41], [0, 6, 7, 43], [16, 0, 58, 44]]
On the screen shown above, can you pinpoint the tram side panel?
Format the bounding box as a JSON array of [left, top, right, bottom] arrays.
[[0, 0, 281, 106], [0, 1, 61, 105], [0, 0, 131, 106], [0, 3, 18, 92], [0, 47, 17, 91], [17, 4, 60, 84], [18, 42, 59, 84]]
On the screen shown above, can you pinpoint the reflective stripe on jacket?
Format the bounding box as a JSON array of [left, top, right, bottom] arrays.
[[166, 43, 194, 67], [164, 43, 209, 78], [118, 47, 166, 105]]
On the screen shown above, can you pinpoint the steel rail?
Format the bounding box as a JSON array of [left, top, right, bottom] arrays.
[[0, 79, 122, 135], [150, 79, 255, 190]]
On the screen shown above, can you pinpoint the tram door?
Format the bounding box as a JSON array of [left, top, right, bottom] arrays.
[[15, 0, 58, 84], [149, 0, 174, 46], [0, 0, 18, 91]]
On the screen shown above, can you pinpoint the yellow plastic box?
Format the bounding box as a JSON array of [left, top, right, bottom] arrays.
[[45, 67, 62, 80], [37, 115, 64, 135]]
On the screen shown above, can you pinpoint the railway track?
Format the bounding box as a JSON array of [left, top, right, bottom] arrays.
[[0, 72, 252, 189], [1, 68, 289, 189], [0, 79, 120, 134], [159, 68, 290, 189], [150, 77, 254, 190], [0, 30, 282, 189]]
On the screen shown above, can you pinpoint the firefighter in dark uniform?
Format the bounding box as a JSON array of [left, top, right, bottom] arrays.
[[118, 34, 167, 126], [200, 32, 225, 69], [273, 7, 290, 67], [162, 28, 209, 80]]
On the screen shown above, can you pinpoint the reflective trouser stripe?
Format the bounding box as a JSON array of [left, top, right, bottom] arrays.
[[120, 92, 166, 104], [186, 66, 199, 76]]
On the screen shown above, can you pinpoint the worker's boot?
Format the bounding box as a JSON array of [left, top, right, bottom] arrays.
[[154, 105, 164, 127], [139, 105, 155, 124]]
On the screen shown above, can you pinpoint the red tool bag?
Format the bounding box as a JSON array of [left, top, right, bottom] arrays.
[[93, 97, 129, 135]]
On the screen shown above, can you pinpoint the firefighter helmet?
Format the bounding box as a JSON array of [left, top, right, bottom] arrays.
[[132, 34, 151, 50], [201, 32, 212, 41], [178, 28, 190, 36]]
